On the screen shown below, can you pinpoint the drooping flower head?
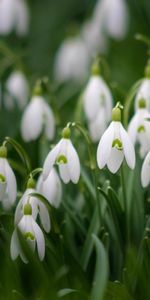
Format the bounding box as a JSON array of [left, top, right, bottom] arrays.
[[83, 61, 113, 142], [21, 83, 55, 142], [128, 98, 150, 158], [5, 70, 29, 110], [43, 127, 80, 184], [0, 145, 17, 209], [11, 203, 45, 263], [0, 0, 29, 36], [135, 61, 150, 112], [15, 177, 51, 233], [97, 102, 136, 173], [54, 36, 89, 83], [37, 168, 62, 208]]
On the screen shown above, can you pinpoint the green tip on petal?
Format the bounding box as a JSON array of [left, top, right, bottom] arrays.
[[27, 177, 36, 189], [0, 146, 7, 158], [0, 173, 6, 183], [137, 125, 145, 133], [138, 98, 146, 108], [24, 232, 35, 240], [62, 127, 71, 139], [24, 203, 32, 215], [56, 154, 68, 164], [112, 139, 123, 150]]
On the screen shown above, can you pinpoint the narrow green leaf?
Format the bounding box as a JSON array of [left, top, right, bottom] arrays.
[[91, 234, 109, 300], [5, 137, 31, 173]]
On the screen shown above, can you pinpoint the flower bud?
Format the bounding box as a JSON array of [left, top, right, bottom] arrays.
[[138, 98, 146, 109]]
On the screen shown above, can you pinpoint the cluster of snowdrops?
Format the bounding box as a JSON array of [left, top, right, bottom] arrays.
[[1, 59, 150, 263]]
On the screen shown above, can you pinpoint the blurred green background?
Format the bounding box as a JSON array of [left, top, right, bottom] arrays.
[[0, 1, 150, 300]]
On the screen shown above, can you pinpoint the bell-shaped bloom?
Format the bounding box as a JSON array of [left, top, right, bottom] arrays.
[[0, 149, 17, 209], [37, 168, 62, 208], [15, 187, 51, 233], [21, 95, 55, 142], [128, 102, 150, 158], [54, 36, 89, 82], [103, 0, 129, 40], [43, 128, 80, 184], [5, 71, 29, 110], [141, 151, 150, 187], [11, 215, 45, 262], [94, 0, 128, 40], [97, 106, 135, 173], [83, 74, 113, 122], [135, 79, 150, 111], [0, 0, 29, 36]]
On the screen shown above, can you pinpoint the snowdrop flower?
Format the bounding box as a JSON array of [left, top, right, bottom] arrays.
[[43, 127, 80, 184], [0, 0, 29, 36], [135, 64, 150, 111], [0, 146, 17, 209], [83, 63, 113, 123], [97, 103, 135, 173], [128, 98, 150, 158], [37, 168, 62, 208], [21, 89, 55, 142], [11, 203, 45, 262], [15, 178, 50, 233], [141, 151, 150, 187], [5, 71, 29, 110], [94, 0, 129, 40], [83, 63, 113, 141], [54, 36, 89, 82]]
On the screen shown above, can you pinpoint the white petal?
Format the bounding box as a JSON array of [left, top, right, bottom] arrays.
[[6, 71, 29, 110], [59, 164, 70, 184], [97, 122, 114, 169], [66, 140, 80, 183], [21, 96, 43, 142], [107, 148, 124, 173], [83, 76, 102, 121], [0, 180, 7, 201], [43, 140, 61, 180], [42, 101, 55, 140], [141, 151, 150, 187], [88, 107, 107, 142], [37, 169, 62, 208], [10, 229, 19, 260], [128, 113, 139, 145], [5, 159, 17, 206], [120, 124, 136, 169], [32, 220, 45, 261], [38, 201, 51, 233]]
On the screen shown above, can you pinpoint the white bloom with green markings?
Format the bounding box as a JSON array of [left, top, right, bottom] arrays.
[[43, 127, 80, 184], [11, 204, 45, 262], [97, 104, 135, 173]]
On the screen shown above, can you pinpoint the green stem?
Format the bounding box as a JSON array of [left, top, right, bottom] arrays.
[[120, 165, 129, 243], [69, 122, 101, 224]]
